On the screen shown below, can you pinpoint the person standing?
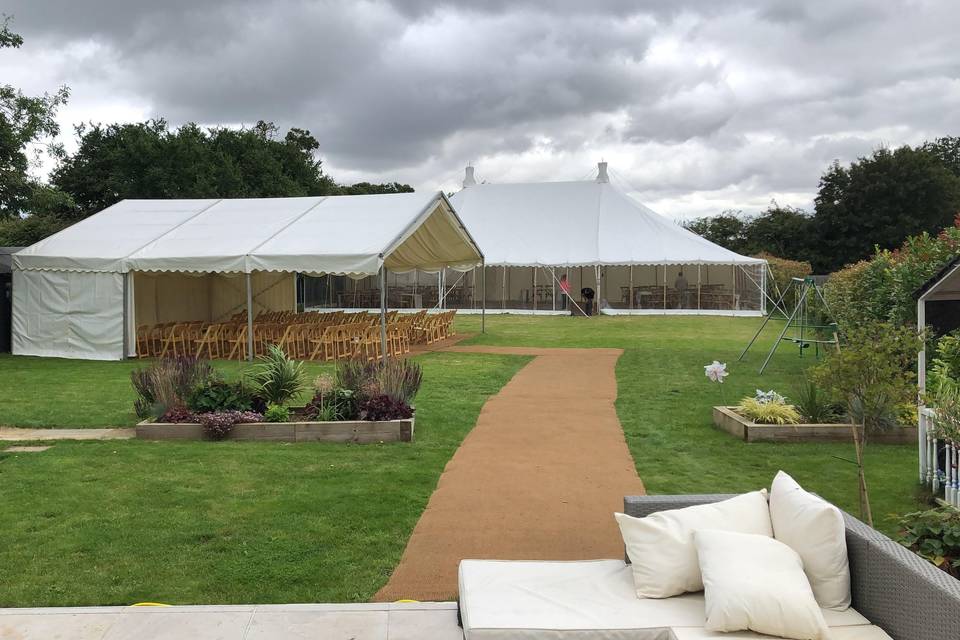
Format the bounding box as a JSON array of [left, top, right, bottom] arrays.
[[559, 273, 571, 310]]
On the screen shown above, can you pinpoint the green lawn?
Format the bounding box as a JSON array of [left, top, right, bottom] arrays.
[[0, 351, 529, 606], [0, 357, 336, 428], [456, 314, 922, 535], [0, 315, 923, 606]]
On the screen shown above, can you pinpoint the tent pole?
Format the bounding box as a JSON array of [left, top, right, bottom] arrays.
[[759, 265, 767, 315], [246, 273, 254, 362], [662, 265, 666, 312], [481, 260, 486, 333], [122, 272, 129, 360], [629, 265, 634, 310], [501, 265, 506, 310], [533, 267, 537, 312], [380, 266, 388, 360], [697, 264, 702, 314], [732, 264, 737, 315]]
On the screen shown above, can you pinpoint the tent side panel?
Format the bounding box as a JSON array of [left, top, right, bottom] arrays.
[[12, 269, 124, 360], [134, 272, 213, 325], [211, 272, 295, 320]]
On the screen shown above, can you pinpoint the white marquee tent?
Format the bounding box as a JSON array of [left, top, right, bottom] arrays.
[[441, 162, 767, 315], [12, 191, 482, 360]]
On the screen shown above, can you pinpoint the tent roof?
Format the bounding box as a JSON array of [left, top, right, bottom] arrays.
[[13, 192, 482, 275], [449, 179, 764, 267], [1, 247, 24, 274]]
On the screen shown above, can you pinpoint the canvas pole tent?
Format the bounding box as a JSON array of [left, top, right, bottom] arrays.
[[444, 162, 767, 315], [11, 192, 482, 360]]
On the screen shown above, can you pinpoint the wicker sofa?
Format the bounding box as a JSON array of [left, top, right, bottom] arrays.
[[458, 494, 960, 640]]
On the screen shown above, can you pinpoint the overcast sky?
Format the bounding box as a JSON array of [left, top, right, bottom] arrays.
[[3, 0, 959, 219]]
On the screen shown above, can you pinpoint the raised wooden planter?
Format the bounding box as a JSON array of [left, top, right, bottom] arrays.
[[712, 406, 917, 444], [136, 417, 414, 443]]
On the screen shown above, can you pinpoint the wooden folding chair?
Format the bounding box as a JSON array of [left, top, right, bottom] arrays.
[[227, 325, 248, 361], [136, 325, 152, 358], [158, 324, 188, 358], [309, 324, 338, 361], [194, 324, 223, 359]]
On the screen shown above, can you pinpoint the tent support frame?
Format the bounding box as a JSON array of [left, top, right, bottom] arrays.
[[246, 273, 254, 362], [380, 266, 388, 360], [481, 260, 486, 333]]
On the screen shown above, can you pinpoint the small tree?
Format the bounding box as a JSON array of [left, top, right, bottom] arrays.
[[813, 322, 921, 526]]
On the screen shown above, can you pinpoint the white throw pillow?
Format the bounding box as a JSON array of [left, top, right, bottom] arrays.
[[695, 529, 830, 640], [614, 490, 772, 598], [770, 470, 851, 610]]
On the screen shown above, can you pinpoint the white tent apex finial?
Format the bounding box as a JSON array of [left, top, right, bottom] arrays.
[[463, 165, 477, 188], [596, 161, 609, 183]]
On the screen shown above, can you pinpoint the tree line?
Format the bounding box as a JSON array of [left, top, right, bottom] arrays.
[[686, 138, 960, 273], [0, 18, 412, 246]]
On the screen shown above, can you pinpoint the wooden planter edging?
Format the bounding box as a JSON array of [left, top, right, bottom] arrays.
[[712, 406, 917, 444], [135, 417, 414, 443]]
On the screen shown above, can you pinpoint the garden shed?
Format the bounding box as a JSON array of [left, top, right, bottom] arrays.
[[11, 192, 482, 360], [916, 255, 960, 393]]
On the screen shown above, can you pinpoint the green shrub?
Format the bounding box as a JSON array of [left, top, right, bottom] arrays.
[[334, 357, 423, 404], [895, 508, 960, 578], [735, 397, 801, 424], [263, 404, 290, 423], [247, 345, 307, 406], [375, 358, 423, 404], [756, 252, 812, 298], [825, 220, 960, 330], [813, 321, 920, 438], [792, 378, 842, 423], [187, 380, 253, 414], [306, 388, 357, 421], [131, 356, 217, 418]]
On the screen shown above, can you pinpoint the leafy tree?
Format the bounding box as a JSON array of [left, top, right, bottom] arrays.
[[813, 321, 921, 525], [922, 136, 960, 178], [813, 147, 960, 272], [52, 120, 340, 216], [0, 16, 71, 220], [335, 181, 413, 195], [51, 119, 415, 221], [686, 204, 814, 266], [684, 210, 749, 254], [743, 203, 813, 260]]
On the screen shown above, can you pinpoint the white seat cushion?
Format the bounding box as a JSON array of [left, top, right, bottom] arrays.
[[770, 470, 852, 610], [672, 626, 893, 639], [694, 530, 829, 639], [459, 559, 876, 640], [614, 490, 773, 598]]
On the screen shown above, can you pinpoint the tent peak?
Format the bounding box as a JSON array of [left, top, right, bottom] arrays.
[[596, 161, 609, 183], [463, 165, 477, 188]]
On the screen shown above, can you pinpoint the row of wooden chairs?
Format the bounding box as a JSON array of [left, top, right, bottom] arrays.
[[136, 309, 450, 360], [413, 310, 457, 344]]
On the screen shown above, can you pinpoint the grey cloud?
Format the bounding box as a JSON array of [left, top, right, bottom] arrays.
[[3, 0, 960, 216]]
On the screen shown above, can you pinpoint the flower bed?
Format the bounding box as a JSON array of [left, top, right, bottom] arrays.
[[130, 347, 423, 444], [136, 414, 414, 443], [712, 405, 916, 443]]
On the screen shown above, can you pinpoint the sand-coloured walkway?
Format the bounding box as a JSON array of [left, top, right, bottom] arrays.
[[375, 345, 645, 602]]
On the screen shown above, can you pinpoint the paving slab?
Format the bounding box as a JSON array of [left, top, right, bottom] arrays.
[[0, 603, 462, 640], [4, 445, 51, 452], [0, 427, 135, 441]]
